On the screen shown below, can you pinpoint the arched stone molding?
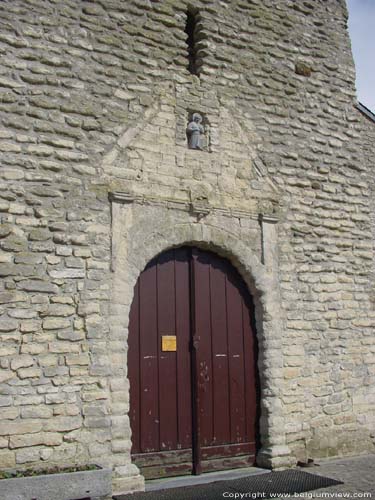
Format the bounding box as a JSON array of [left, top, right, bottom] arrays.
[[109, 199, 293, 493]]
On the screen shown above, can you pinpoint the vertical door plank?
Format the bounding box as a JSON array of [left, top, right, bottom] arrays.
[[128, 281, 140, 453], [193, 250, 213, 447], [157, 250, 178, 450], [209, 258, 230, 445], [226, 269, 246, 444], [175, 247, 192, 449], [242, 298, 257, 445], [190, 250, 201, 475], [139, 262, 159, 452]]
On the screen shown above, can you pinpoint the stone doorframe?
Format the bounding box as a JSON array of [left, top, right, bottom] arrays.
[[108, 194, 293, 492]]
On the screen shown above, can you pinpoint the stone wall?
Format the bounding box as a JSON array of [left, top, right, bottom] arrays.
[[0, 0, 374, 494]]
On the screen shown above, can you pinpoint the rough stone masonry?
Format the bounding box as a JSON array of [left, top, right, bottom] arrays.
[[0, 0, 374, 495]]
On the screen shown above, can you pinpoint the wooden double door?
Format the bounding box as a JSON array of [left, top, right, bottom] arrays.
[[128, 247, 259, 479]]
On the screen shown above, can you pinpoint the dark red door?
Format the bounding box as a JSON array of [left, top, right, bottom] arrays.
[[128, 247, 258, 479]]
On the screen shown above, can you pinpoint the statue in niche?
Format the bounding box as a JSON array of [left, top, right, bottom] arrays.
[[186, 113, 204, 150]]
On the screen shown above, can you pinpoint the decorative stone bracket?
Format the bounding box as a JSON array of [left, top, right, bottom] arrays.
[[259, 213, 279, 270]]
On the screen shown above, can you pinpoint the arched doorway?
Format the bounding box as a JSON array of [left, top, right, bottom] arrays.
[[128, 246, 259, 479]]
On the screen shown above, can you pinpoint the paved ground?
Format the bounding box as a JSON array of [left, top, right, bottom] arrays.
[[116, 454, 375, 499], [296, 454, 375, 497]]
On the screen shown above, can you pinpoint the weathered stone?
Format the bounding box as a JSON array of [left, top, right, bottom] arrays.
[[77, 303, 100, 316], [43, 416, 82, 432], [0, 437, 8, 448], [28, 229, 51, 241], [0, 407, 19, 420], [21, 406, 53, 419], [48, 342, 80, 353], [50, 296, 74, 305], [0, 317, 18, 332], [57, 330, 85, 341], [43, 318, 71, 330], [14, 253, 43, 265], [15, 447, 40, 464], [8, 308, 37, 319], [48, 269, 85, 279], [18, 280, 58, 294], [0, 224, 12, 239], [0, 396, 13, 408], [0, 142, 22, 152], [17, 367, 42, 379], [40, 304, 75, 317], [0, 450, 16, 468], [20, 320, 40, 333], [0, 370, 15, 384], [0, 235, 27, 252], [9, 432, 63, 449], [10, 355, 34, 371], [0, 292, 27, 304], [13, 395, 43, 406], [0, 421, 43, 436], [65, 354, 90, 366]]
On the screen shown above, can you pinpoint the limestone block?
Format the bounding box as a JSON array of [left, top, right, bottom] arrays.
[[69, 366, 89, 376], [113, 475, 145, 496], [0, 437, 8, 448], [0, 407, 19, 420], [65, 354, 90, 366], [37, 354, 59, 367], [18, 367, 42, 379], [41, 304, 75, 317], [43, 416, 82, 432], [20, 343, 47, 355], [0, 450, 16, 468], [14, 395, 44, 406], [112, 440, 131, 453], [9, 432, 63, 449], [20, 320, 40, 333], [18, 280, 58, 294], [0, 421, 43, 436], [21, 406, 53, 419], [43, 317, 71, 330], [45, 393, 68, 405], [0, 370, 15, 383], [0, 396, 13, 408], [48, 342, 81, 353], [0, 317, 18, 332], [57, 330, 85, 341], [50, 296, 74, 305], [16, 447, 40, 464], [29, 229, 51, 241], [49, 269, 85, 279], [10, 355, 34, 371], [84, 417, 111, 429]]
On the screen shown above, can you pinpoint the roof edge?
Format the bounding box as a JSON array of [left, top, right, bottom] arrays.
[[356, 102, 375, 123]]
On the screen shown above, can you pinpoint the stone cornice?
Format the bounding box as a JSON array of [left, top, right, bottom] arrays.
[[109, 191, 279, 222]]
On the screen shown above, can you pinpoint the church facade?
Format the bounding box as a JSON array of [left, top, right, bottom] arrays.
[[0, 0, 374, 495]]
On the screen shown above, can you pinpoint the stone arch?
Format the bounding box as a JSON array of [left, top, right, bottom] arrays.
[[109, 203, 293, 491]]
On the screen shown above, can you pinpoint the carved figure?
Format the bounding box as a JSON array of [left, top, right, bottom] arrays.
[[187, 113, 204, 150]]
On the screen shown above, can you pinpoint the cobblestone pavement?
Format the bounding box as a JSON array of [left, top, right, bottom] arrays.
[[296, 454, 375, 498]]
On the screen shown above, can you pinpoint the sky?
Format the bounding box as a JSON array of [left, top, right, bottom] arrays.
[[347, 0, 375, 112]]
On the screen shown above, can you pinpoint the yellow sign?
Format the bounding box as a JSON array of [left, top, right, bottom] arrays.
[[162, 335, 177, 352]]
